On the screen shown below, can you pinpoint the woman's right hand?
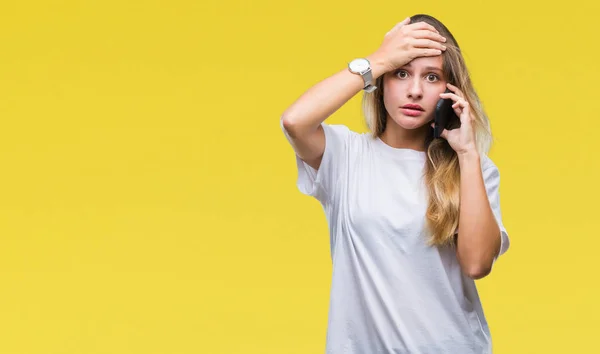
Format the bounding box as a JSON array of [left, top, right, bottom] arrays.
[[373, 17, 447, 73]]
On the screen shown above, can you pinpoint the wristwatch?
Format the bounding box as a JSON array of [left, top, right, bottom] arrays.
[[348, 58, 377, 93]]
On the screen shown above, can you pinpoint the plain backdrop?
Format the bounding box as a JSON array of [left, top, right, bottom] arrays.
[[0, 1, 598, 353]]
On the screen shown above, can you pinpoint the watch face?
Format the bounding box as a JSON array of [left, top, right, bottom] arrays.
[[349, 58, 370, 73]]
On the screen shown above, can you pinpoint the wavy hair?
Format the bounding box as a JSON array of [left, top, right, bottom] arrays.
[[362, 14, 492, 247]]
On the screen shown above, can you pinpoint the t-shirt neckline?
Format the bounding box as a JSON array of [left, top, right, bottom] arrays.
[[373, 136, 427, 161]]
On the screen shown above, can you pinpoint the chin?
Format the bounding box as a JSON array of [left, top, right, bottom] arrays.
[[389, 114, 431, 130]]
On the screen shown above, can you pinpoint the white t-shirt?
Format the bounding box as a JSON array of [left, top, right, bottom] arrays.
[[283, 122, 510, 354]]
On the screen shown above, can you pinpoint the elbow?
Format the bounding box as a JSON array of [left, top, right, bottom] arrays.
[[458, 251, 493, 279], [464, 263, 492, 280], [281, 113, 296, 131], [281, 113, 300, 137], [281, 113, 312, 138]]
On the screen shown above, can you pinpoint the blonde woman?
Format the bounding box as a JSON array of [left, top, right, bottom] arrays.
[[280, 14, 510, 354]]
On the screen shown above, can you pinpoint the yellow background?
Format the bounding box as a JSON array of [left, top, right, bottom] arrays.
[[0, 0, 597, 353]]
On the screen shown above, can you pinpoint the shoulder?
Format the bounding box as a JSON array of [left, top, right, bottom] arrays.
[[322, 123, 359, 136], [321, 123, 371, 146], [323, 123, 371, 138]]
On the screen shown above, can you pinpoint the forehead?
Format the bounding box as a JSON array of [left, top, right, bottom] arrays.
[[403, 56, 443, 71]]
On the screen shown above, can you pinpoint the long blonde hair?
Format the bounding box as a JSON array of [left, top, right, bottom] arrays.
[[362, 14, 493, 247]]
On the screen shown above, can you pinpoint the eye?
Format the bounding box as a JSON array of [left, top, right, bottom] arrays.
[[426, 74, 440, 82], [395, 70, 408, 79]]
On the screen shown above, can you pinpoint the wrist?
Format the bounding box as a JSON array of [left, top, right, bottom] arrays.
[[366, 53, 390, 79], [457, 148, 480, 165]]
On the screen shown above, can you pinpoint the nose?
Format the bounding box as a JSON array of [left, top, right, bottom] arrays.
[[407, 77, 423, 100]]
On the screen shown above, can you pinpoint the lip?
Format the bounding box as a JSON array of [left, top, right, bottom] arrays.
[[401, 104, 424, 111], [400, 108, 424, 117], [400, 104, 425, 117]]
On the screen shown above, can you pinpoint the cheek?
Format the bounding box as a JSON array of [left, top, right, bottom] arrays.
[[425, 90, 444, 110], [382, 80, 403, 106], [382, 91, 397, 113]]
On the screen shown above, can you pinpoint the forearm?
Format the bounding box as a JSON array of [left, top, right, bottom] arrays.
[[456, 151, 502, 279], [281, 54, 388, 136]]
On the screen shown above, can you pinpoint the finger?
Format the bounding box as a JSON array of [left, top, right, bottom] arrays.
[[442, 92, 468, 117], [411, 38, 447, 51], [417, 48, 443, 57], [440, 128, 449, 140], [460, 107, 472, 125], [446, 83, 464, 98], [450, 98, 468, 110], [441, 93, 468, 111], [451, 102, 463, 117], [453, 101, 472, 124], [411, 30, 447, 43], [386, 17, 411, 36], [439, 92, 462, 102], [406, 21, 439, 34]]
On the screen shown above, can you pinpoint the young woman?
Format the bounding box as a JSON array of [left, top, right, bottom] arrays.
[[280, 14, 510, 354]]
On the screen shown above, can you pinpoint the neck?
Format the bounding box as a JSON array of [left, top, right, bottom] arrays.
[[379, 119, 431, 152]]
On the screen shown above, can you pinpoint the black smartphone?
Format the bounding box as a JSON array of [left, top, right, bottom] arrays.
[[433, 89, 461, 138]]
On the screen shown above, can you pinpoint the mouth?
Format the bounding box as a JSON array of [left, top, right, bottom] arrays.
[[400, 104, 425, 117], [401, 104, 424, 111]]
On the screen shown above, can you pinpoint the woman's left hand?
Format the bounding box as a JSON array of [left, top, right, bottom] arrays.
[[435, 83, 478, 156]]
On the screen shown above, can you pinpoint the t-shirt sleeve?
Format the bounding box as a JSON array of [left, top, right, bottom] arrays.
[[481, 156, 510, 261], [281, 120, 351, 204]]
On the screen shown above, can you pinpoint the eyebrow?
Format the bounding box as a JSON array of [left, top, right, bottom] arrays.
[[424, 66, 443, 72], [402, 63, 443, 73]]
